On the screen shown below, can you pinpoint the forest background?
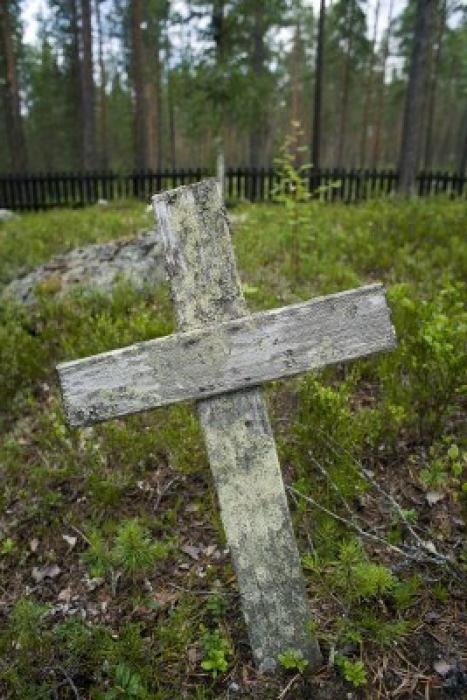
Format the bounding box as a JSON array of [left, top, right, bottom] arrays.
[[1, 0, 466, 177]]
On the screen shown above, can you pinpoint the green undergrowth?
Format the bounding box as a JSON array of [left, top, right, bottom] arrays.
[[0, 197, 466, 697], [0, 199, 149, 287]]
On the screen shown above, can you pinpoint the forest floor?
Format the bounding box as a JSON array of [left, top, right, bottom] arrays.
[[0, 197, 466, 699]]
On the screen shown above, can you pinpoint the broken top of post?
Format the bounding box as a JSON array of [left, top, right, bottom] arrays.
[[57, 178, 396, 672]]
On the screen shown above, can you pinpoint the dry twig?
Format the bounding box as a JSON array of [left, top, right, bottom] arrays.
[[287, 484, 466, 581], [276, 673, 300, 699], [309, 431, 466, 582]]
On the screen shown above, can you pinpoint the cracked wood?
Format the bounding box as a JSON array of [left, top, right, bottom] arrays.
[[56, 177, 397, 672], [152, 178, 323, 671], [58, 284, 395, 427]]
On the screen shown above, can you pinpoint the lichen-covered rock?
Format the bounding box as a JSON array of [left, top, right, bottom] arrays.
[[0, 209, 18, 222], [3, 229, 166, 305]]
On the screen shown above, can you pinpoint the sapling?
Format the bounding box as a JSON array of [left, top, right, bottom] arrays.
[[272, 121, 340, 283], [272, 122, 312, 282]]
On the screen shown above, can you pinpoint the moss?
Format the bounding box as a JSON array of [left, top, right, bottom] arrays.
[[0, 198, 465, 697]]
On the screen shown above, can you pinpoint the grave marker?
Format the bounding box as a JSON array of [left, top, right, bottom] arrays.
[[57, 178, 396, 672]]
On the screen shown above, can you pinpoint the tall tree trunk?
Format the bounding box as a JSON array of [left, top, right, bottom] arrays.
[[69, 0, 83, 170], [290, 22, 304, 166], [212, 1, 226, 176], [398, 0, 435, 194], [147, 81, 158, 169], [166, 31, 176, 169], [155, 27, 163, 170], [81, 0, 96, 170], [459, 104, 467, 176], [359, 0, 380, 168], [212, 0, 226, 69], [249, 6, 266, 168], [131, 0, 149, 170], [167, 68, 176, 169], [142, 20, 160, 170], [423, 0, 445, 171], [290, 25, 302, 125], [371, 0, 394, 169], [336, 2, 354, 168], [0, 0, 27, 171], [312, 0, 325, 169], [95, 0, 108, 170]]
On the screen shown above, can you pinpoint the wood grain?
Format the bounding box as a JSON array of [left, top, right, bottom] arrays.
[[152, 178, 322, 671], [58, 284, 395, 427], [56, 178, 397, 672]]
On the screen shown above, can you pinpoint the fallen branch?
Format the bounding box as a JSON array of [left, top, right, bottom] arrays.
[[287, 485, 424, 561], [287, 484, 466, 583], [277, 672, 300, 700], [316, 430, 426, 545], [308, 451, 378, 535], [312, 430, 465, 581]]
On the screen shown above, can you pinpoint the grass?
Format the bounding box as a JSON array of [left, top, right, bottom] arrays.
[[0, 199, 150, 286], [0, 196, 466, 699]]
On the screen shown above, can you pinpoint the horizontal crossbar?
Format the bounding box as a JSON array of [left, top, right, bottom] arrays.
[[57, 284, 396, 427]]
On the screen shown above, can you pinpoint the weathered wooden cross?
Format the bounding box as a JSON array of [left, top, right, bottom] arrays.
[[57, 179, 396, 672]]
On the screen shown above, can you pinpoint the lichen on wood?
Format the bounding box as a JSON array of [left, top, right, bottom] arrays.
[[153, 178, 323, 671], [57, 284, 395, 427], [56, 178, 397, 672]]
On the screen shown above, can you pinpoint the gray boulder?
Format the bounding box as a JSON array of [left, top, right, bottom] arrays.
[[3, 229, 167, 306], [0, 209, 18, 222]]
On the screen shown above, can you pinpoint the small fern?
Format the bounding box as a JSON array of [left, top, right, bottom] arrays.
[[9, 599, 48, 651], [352, 613, 409, 647]]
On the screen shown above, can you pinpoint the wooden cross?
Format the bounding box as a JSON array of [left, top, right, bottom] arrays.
[[57, 179, 396, 672]]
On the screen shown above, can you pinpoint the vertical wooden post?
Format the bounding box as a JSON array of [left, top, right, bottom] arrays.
[[216, 148, 225, 200], [153, 179, 321, 672]]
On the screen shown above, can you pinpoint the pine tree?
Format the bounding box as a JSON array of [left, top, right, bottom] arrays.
[[371, 0, 394, 168], [398, 0, 436, 194], [95, 0, 109, 170], [312, 0, 325, 169], [0, 0, 28, 171], [130, 0, 150, 170], [359, 0, 380, 168], [81, 0, 96, 169], [423, 0, 446, 170], [23, 31, 70, 169], [242, 0, 287, 167], [330, 0, 369, 167]]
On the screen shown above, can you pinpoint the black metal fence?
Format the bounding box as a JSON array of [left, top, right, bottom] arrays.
[[0, 168, 465, 211]]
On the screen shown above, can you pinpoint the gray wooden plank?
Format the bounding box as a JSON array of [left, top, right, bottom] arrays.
[[152, 178, 322, 671], [58, 284, 395, 427]]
